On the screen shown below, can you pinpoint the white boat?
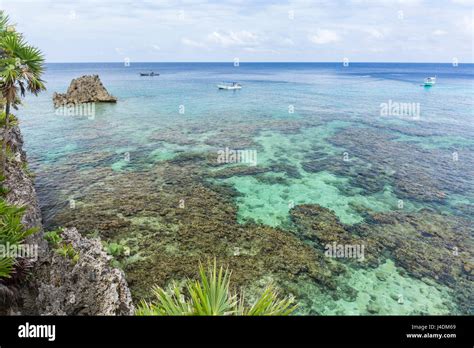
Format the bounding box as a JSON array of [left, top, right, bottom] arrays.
[[423, 76, 436, 86], [217, 82, 242, 90]]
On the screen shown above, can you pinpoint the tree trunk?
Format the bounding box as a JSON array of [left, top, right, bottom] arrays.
[[1, 102, 10, 176]]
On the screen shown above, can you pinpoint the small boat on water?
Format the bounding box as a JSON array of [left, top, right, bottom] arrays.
[[140, 72, 159, 77], [423, 76, 436, 86], [217, 82, 242, 90]]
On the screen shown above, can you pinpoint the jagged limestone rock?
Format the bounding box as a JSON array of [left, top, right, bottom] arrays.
[[52, 75, 117, 107], [2, 126, 44, 245], [35, 228, 134, 315]]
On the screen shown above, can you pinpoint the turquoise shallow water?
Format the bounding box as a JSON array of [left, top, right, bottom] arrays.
[[220, 123, 416, 226], [16, 62, 474, 314]]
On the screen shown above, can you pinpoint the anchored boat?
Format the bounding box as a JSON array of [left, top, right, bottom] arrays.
[[423, 76, 436, 86], [217, 82, 242, 90], [140, 72, 159, 77]]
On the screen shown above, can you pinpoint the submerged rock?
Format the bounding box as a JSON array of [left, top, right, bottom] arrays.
[[326, 127, 474, 203], [52, 75, 117, 107], [367, 301, 380, 314], [47, 155, 343, 304], [290, 203, 473, 314], [29, 116, 472, 314], [289, 204, 379, 266]]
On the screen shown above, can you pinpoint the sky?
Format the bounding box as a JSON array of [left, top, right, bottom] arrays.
[[1, 0, 473, 63]]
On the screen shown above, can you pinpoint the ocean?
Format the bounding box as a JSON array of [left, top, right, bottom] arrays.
[[16, 62, 474, 314]]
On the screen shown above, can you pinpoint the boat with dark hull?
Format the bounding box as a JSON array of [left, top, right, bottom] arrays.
[[140, 72, 159, 77]]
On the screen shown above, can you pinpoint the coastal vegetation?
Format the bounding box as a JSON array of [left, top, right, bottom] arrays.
[[136, 260, 297, 316], [0, 195, 37, 278], [0, 177, 37, 306], [45, 229, 80, 264], [0, 10, 44, 309], [0, 10, 45, 175]]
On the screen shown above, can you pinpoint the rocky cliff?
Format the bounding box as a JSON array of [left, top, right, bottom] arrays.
[[1, 124, 134, 315], [52, 75, 117, 107]]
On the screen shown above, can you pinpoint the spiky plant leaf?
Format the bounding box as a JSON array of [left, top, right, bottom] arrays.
[[138, 282, 193, 316], [136, 260, 298, 316], [0, 256, 14, 278], [243, 284, 298, 316], [187, 260, 236, 315]]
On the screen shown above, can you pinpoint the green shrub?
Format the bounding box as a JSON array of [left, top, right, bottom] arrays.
[[0, 199, 37, 279], [136, 260, 297, 316], [55, 243, 79, 264], [44, 229, 63, 247], [0, 256, 13, 278], [0, 175, 9, 197], [45, 228, 79, 264], [104, 240, 130, 257], [106, 242, 124, 256], [0, 112, 18, 128]]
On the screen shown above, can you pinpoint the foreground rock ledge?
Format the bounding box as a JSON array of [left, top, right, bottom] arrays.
[[35, 228, 134, 315], [52, 74, 117, 107]]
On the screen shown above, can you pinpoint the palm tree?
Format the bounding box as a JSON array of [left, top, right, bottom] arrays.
[[0, 11, 13, 111], [0, 18, 45, 174], [0, 11, 13, 41]]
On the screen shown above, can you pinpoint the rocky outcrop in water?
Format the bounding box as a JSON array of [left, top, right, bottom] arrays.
[[0, 125, 133, 315], [52, 75, 117, 107]]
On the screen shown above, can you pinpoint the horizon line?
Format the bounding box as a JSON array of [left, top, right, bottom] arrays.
[[44, 61, 473, 64]]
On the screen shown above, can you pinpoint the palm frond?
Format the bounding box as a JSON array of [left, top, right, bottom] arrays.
[[0, 11, 10, 33], [136, 283, 193, 316], [0, 257, 14, 278], [243, 284, 298, 316], [187, 260, 236, 315], [0, 33, 46, 102], [136, 259, 298, 316]]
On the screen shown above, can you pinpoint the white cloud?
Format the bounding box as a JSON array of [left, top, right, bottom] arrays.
[[460, 15, 474, 35], [181, 38, 207, 48], [244, 47, 279, 54], [365, 28, 384, 39], [451, 0, 474, 5], [308, 29, 341, 44], [432, 29, 447, 36], [281, 38, 295, 46], [1, 0, 472, 62], [207, 30, 260, 47], [369, 47, 386, 53]]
